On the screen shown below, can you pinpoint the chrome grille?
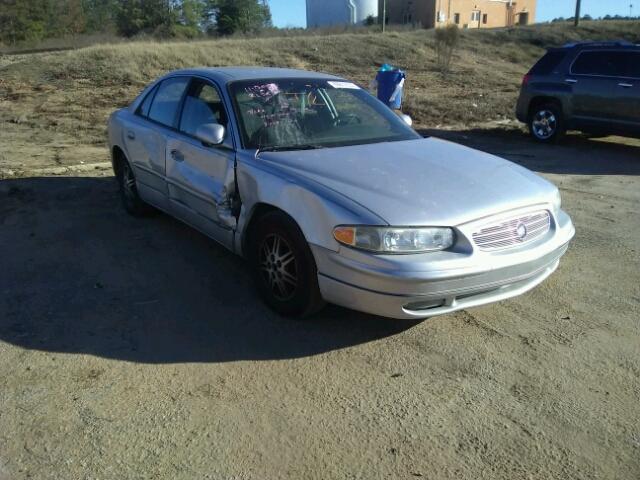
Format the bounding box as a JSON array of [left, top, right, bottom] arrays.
[[472, 211, 551, 251]]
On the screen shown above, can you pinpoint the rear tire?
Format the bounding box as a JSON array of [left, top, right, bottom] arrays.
[[250, 211, 325, 318], [529, 103, 565, 143], [116, 160, 152, 217]]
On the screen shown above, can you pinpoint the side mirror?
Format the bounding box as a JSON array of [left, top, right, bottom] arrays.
[[195, 123, 225, 146], [400, 114, 413, 127]]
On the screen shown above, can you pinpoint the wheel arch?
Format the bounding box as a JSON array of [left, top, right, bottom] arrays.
[[241, 202, 282, 257], [528, 96, 563, 120], [111, 145, 128, 177]]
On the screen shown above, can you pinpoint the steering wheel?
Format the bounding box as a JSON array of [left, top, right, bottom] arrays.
[[335, 113, 362, 126]]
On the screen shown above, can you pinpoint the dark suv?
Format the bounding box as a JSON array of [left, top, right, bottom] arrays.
[[516, 41, 640, 142]]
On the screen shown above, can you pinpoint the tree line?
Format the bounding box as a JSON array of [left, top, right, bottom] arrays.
[[0, 0, 273, 45], [551, 14, 640, 22]]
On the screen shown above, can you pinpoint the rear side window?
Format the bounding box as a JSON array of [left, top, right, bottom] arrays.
[[529, 50, 567, 75], [138, 84, 158, 117], [148, 77, 190, 127], [571, 51, 629, 77]]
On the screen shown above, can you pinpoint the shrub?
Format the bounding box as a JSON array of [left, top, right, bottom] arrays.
[[435, 24, 459, 73]]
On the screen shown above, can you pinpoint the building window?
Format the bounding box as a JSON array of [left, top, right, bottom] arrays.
[[454, 13, 460, 24], [483, 13, 488, 24], [471, 11, 480, 22]]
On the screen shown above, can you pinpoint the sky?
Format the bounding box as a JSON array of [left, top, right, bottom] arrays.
[[267, 0, 638, 28]]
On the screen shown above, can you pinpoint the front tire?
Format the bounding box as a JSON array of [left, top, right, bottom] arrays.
[[250, 211, 325, 318], [529, 103, 565, 143], [116, 160, 151, 216]]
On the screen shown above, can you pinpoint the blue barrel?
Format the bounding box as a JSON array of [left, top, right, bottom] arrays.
[[376, 69, 406, 109]]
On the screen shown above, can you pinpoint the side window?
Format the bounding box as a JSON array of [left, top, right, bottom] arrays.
[[529, 50, 567, 75], [138, 84, 158, 117], [179, 79, 228, 137], [148, 77, 190, 127], [572, 51, 627, 77], [608, 52, 633, 78], [629, 52, 640, 79]]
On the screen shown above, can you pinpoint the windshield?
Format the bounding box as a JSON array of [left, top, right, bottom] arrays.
[[229, 78, 420, 151]]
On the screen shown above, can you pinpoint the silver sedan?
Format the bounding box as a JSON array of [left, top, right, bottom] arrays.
[[107, 67, 575, 319]]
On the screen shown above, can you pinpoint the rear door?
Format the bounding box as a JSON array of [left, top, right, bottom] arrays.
[[568, 50, 626, 127], [612, 50, 640, 132], [165, 77, 237, 249], [125, 76, 190, 210]]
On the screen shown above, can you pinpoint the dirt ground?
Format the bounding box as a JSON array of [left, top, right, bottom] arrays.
[[0, 128, 639, 480]]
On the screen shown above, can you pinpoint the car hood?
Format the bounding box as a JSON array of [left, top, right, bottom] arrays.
[[258, 138, 557, 226]]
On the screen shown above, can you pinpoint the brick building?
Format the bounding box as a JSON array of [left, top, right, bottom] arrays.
[[386, 0, 536, 29]]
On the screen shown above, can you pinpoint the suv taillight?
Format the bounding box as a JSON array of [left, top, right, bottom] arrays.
[[522, 74, 531, 87]]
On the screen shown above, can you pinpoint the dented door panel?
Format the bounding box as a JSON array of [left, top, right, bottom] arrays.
[[165, 132, 237, 249]]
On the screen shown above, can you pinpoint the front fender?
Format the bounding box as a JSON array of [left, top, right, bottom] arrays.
[[234, 152, 386, 256]]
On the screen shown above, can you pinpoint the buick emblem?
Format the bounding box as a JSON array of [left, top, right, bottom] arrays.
[[516, 223, 528, 240]]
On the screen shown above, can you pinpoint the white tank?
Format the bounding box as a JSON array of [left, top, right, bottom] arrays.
[[306, 0, 379, 28]]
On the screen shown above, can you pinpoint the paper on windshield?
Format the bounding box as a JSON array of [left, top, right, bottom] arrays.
[[327, 81, 360, 90]]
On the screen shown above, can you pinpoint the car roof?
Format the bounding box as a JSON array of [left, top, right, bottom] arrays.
[[166, 67, 345, 83]]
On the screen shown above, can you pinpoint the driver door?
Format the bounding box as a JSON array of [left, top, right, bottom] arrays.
[[165, 77, 237, 249]]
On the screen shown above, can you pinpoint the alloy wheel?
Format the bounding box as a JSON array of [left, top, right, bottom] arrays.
[[531, 109, 557, 140], [259, 233, 298, 301]]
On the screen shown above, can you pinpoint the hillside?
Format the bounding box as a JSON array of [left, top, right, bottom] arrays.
[[1, 21, 639, 174]]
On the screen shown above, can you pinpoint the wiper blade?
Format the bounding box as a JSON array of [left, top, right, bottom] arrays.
[[256, 144, 325, 155]]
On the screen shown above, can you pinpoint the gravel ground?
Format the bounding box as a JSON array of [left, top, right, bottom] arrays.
[[0, 128, 639, 480]]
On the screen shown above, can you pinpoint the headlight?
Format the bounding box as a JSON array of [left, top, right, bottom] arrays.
[[333, 226, 455, 253]]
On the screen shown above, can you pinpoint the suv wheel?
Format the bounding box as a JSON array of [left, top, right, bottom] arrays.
[[529, 103, 564, 143], [250, 211, 325, 318]]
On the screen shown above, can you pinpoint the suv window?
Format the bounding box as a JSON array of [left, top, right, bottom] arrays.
[[148, 77, 190, 127], [571, 50, 629, 77], [529, 50, 567, 75], [626, 51, 640, 78], [179, 79, 228, 137]]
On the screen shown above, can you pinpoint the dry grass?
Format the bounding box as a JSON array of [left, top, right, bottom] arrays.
[[0, 20, 638, 173]]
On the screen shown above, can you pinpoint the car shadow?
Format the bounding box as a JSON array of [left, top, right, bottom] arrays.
[[0, 176, 419, 364], [420, 127, 640, 176]]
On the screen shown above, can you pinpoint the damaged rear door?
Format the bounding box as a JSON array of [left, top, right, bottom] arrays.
[[165, 76, 237, 250]]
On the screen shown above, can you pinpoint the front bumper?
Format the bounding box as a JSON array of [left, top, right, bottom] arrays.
[[312, 207, 575, 319]]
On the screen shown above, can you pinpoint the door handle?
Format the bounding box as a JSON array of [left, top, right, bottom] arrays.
[[618, 83, 633, 88], [170, 149, 184, 162], [565, 78, 578, 84], [127, 130, 136, 140]]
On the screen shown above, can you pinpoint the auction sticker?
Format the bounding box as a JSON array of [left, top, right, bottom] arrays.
[[328, 81, 360, 89]]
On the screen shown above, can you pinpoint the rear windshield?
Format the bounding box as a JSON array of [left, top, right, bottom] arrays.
[[529, 50, 567, 75]]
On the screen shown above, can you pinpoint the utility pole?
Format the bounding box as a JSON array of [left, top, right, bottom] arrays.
[[382, 0, 386, 32], [574, 0, 581, 26]]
